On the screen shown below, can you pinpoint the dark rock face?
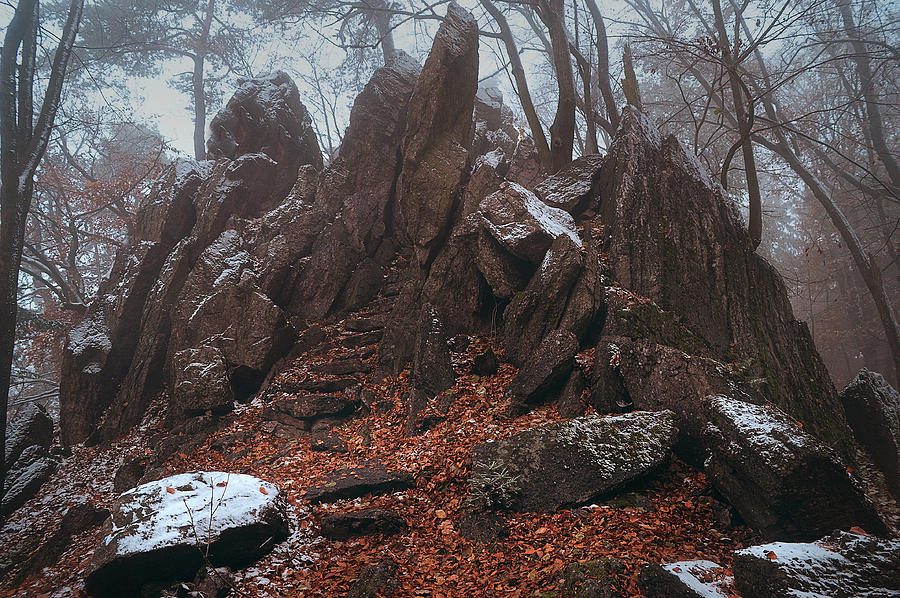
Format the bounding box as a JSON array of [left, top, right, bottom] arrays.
[[733, 531, 900, 598], [397, 1, 478, 265], [534, 153, 605, 214], [28, 502, 110, 573], [207, 70, 323, 194], [595, 107, 850, 456], [305, 467, 414, 504], [470, 411, 677, 511], [638, 560, 732, 598], [562, 559, 626, 598], [703, 395, 887, 540], [507, 329, 578, 414], [840, 369, 900, 497], [85, 472, 288, 598], [558, 369, 586, 418], [4, 403, 53, 469], [473, 347, 499, 376], [412, 304, 456, 398], [2, 444, 57, 516], [319, 509, 407, 539]]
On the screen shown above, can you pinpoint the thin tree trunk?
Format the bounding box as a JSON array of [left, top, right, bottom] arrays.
[[480, 0, 552, 170], [539, 0, 576, 171], [583, 0, 618, 133], [192, 0, 215, 161], [711, 0, 762, 250], [365, 0, 396, 64], [0, 0, 83, 517]]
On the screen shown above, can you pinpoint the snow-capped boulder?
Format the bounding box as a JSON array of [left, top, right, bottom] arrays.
[[639, 560, 733, 598], [470, 410, 677, 511], [479, 181, 581, 265], [839, 369, 900, 497], [733, 531, 900, 598], [85, 471, 288, 598], [703, 395, 887, 540]]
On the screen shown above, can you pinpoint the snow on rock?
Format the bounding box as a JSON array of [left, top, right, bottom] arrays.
[[734, 531, 900, 598], [85, 471, 288, 598], [639, 559, 733, 598], [703, 395, 888, 541], [479, 181, 582, 264], [470, 410, 677, 511], [65, 307, 111, 358]]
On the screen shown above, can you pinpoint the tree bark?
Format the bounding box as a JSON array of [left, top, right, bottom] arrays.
[[583, 0, 618, 133], [0, 0, 83, 517], [539, 0, 576, 172], [480, 0, 553, 170], [192, 0, 215, 161]]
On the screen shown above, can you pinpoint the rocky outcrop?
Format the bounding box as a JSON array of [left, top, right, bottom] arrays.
[[2, 444, 57, 516], [733, 531, 900, 598], [506, 329, 578, 414], [703, 395, 887, 540], [319, 509, 408, 539], [840, 369, 900, 497], [593, 107, 851, 456], [397, 2, 478, 265], [85, 472, 288, 598], [4, 403, 52, 469], [470, 411, 676, 511]]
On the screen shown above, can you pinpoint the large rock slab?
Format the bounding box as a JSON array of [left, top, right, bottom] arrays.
[[470, 410, 677, 511], [507, 329, 578, 414], [595, 106, 851, 456], [534, 153, 605, 214], [85, 472, 288, 598], [4, 402, 53, 469], [397, 2, 479, 265], [639, 560, 733, 598], [305, 467, 414, 504], [839, 369, 900, 497], [1, 445, 57, 516], [733, 531, 900, 598], [703, 395, 887, 540]]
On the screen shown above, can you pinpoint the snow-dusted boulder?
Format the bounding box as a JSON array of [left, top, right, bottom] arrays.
[[1, 445, 57, 516], [85, 471, 288, 598], [470, 410, 677, 511], [639, 559, 733, 598], [733, 531, 900, 598], [534, 153, 605, 214], [703, 395, 887, 540], [479, 181, 581, 265]]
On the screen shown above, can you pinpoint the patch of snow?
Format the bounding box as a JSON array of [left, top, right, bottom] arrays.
[[477, 148, 505, 170], [708, 396, 811, 466], [662, 560, 731, 597], [107, 472, 281, 557], [66, 310, 112, 356]]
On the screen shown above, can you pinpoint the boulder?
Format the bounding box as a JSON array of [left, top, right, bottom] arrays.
[[397, 2, 479, 264], [558, 368, 586, 418], [274, 394, 359, 423], [507, 329, 578, 414], [733, 531, 900, 598], [534, 153, 605, 214], [207, 70, 322, 195], [470, 410, 677, 511], [501, 234, 602, 367], [411, 304, 456, 398], [473, 347, 499, 376], [85, 472, 288, 598], [703, 395, 888, 540], [305, 467, 414, 504], [638, 560, 733, 598], [1, 445, 57, 516], [4, 402, 53, 469], [561, 558, 626, 598], [473, 226, 531, 299], [839, 369, 900, 497], [319, 509, 408, 539], [347, 559, 399, 598], [479, 182, 580, 265]]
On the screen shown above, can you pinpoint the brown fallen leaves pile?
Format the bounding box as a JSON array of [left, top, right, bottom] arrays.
[[1, 334, 758, 597]]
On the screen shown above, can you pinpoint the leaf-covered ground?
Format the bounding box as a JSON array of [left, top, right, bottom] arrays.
[[1, 329, 759, 597]]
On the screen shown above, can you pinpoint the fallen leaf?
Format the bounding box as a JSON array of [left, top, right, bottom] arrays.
[[765, 551, 777, 560], [260, 487, 269, 495], [165, 486, 175, 494]]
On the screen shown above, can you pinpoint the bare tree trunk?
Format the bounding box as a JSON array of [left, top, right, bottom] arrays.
[[539, 0, 576, 171], [365, 0, 396, 64], [837, 0, 900, 191], [0, 0, 83, 517], [583, 0, 618, 132], [711, 0, 762, 250], [192, 0, 215, 161], [480, 0, 553, 169]]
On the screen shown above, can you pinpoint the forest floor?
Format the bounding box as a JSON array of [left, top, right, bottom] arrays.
[[1, 330, 762, 598]]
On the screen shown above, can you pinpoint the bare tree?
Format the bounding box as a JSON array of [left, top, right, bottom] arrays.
[[0, 0, 84, 515]]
